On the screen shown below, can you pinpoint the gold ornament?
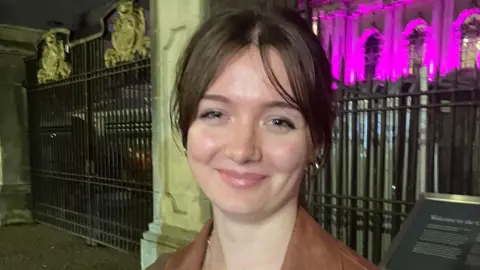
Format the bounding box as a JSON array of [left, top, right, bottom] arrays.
[[104, 0, 151, 68], [37, 31, 72, 84]]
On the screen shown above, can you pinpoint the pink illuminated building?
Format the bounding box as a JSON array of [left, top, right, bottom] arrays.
[[303, 0, 480, 83]]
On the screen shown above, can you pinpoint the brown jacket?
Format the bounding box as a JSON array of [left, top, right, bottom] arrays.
[[147, 207, 378, 270]]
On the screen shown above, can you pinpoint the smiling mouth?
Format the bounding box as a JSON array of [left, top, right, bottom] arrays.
[[216, 169, 267, 189]]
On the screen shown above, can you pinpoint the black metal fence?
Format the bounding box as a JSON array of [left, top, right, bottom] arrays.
[[298, 0, 478, 263], [25, 10, 152, 253], [305, 70, 480, 264]]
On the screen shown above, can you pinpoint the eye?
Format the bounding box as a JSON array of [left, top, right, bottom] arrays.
[[199, 110, 224, 119], [270, 118, 296, 130]]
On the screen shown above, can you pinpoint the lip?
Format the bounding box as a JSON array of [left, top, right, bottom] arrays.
[[216, 169, 267, 189]]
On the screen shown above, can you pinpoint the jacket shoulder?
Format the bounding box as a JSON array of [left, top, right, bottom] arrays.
[[146, 253, 170, 270], [338, 244, 379, 270], [295, 208, 378, 270]]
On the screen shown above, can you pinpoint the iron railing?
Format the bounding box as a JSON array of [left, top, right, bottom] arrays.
[[299, 0, 480, 264], [25, 28, 152, 253], [305, 69, 480, 264]]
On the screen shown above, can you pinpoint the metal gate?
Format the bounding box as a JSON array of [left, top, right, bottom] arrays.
[[25, 1, 152, 253]]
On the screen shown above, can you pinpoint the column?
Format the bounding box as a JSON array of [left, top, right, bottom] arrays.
[[380, 5, 395, 80], [332, 12, 347, 80], [441, 0, 454, 73], [0, 25, 43, 225], [140, 0, 209, 269], [320, 15, 334, 59], [345, 14, 359, 84], [392, 4, 404, 79], [431, 0, 443, 76]]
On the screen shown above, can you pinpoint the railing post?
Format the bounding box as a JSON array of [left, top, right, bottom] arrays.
[[417, 66, 428, 197]]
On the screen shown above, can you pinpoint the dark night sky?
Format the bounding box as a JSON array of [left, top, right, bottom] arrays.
[[0, 0, 126, 29]]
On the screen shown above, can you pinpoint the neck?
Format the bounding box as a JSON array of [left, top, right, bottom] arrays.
[[209, 199, 299, 270]]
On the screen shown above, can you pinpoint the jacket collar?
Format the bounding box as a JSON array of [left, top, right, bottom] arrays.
[[164, 207, 343, 270]]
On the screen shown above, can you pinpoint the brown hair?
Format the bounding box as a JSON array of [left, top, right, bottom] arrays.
[[171, 8, 334, 165]]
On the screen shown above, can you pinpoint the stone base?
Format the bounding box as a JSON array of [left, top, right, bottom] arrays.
[[141, 222, 198, 269], [0, 184, 33, 225]]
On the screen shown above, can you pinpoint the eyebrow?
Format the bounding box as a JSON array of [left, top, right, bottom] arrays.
[[202, 94, 298, 110]]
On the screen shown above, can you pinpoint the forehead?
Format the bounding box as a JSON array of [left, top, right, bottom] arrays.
[[205, 47, 292, 102]]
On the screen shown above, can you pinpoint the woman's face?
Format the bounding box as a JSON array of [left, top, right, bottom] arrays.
[[186, 47, 312, 218]]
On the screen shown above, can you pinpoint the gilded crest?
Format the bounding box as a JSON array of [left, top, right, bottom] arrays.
[[104, 0, 151, 68], [37, 31, 72, 84]]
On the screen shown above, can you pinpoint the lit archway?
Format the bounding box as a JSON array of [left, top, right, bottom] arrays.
[[356, 28, 384, 81], [450, 8, 480, 71], [400, 18, 432, 77]]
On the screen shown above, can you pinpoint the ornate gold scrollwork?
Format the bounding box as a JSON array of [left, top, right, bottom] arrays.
[[104, 0, 151, 68], [37, 31, 72, 84]]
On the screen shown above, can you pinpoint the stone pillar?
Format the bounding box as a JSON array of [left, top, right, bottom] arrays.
[[320, 15, 334, 58], [392, 4, 404, 79], [441, 0, 454, 73], [381, 6, 394, 80], [431, 0, 443, 76], [345, 14, 359, 84], [141, 0, 298, 269], [0, 25, 43, 225], [332, 12, 346, 80], [140, 1, 209, 269]]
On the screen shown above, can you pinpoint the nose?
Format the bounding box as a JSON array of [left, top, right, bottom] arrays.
[[225, 122, 261, 164]]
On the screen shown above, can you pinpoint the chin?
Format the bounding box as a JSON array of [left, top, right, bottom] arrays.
[[212, 198, 265, 216], [210, 194, 298, 221], [208, 190, 294, 221], [205, 186, 272, 218]]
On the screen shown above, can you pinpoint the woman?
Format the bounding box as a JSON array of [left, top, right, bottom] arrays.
[[148, 7, 378, 270]]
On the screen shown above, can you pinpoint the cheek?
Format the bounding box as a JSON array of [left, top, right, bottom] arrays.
[[262, 135, 309, 172], [186, 123, 224, 163]]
